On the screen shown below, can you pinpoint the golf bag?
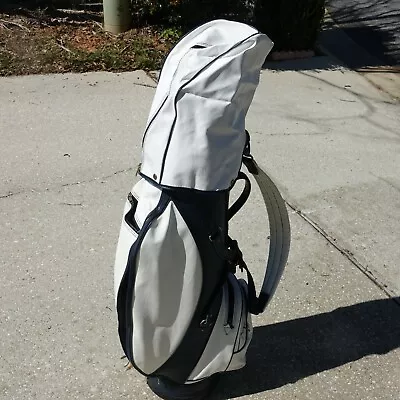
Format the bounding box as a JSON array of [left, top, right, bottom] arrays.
[[114, 20, 290, 386]]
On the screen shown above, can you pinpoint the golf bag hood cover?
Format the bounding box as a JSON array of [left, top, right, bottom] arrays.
[[140, 19, 273, 191]]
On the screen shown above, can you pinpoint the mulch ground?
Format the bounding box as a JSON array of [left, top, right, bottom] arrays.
[[0, 8, 173, 76]]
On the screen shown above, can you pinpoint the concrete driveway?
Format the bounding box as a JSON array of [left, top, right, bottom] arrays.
[[1, 61, 399, 399]]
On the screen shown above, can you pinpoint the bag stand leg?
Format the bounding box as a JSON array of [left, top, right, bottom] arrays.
[[146, 375, 220, 400]]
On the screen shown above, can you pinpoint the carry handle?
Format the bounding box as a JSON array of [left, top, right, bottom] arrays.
[[228, 172, 251, 221]]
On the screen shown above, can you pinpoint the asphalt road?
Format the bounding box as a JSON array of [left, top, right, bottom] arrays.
[[327, 0, 400, 66]]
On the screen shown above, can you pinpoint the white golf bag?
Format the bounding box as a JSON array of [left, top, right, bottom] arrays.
[[114, 19, 290, 385]]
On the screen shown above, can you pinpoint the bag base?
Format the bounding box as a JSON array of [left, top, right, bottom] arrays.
[[147, 374, 220, 400]]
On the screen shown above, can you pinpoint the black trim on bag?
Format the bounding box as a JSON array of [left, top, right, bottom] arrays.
[[117, 191, 171, 372], [139, 171, 236, 194]]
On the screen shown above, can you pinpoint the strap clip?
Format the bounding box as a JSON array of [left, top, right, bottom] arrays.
[[243, 130, 259, 175]]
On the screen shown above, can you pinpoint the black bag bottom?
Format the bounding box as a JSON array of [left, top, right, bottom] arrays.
[[146, 374, 220, 400]]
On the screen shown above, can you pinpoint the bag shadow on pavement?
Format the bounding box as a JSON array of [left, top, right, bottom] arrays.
[[212, 297, 400, 399]]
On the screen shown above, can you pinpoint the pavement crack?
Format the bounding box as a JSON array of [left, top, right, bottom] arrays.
[[134, 82, 157, 89], [258, 130, 327, 137], [61, 167, 135, 188], [133, 79, 157, 89], [285, 200, 400, 306], [0, 167, 135, 199], [0, 191, 23, 199]]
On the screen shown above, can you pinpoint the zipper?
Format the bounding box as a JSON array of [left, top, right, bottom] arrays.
[[124, 192, 140, 234], [225, 277, 235, 330], [233, 282, 248, 354], [224, 279, 245, 372], [199, 276, 224, 331]]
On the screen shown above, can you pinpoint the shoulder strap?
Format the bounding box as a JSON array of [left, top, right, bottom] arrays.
[[241, 134, 291, 315]]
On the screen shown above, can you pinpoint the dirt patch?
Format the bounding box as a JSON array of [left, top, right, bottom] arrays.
[[0, 10, 173, 76]]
